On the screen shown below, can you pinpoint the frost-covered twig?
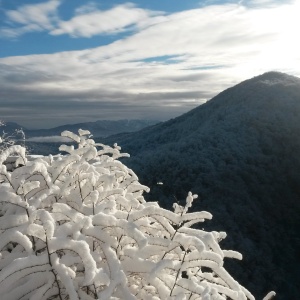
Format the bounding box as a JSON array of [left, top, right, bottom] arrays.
[[0, 120, 26, 154]]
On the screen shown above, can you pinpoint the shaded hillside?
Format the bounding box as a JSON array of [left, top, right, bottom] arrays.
[[102, 72, 300, 299]]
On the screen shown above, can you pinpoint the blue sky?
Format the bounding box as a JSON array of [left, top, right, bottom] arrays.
[[0, 0, 299, 128]]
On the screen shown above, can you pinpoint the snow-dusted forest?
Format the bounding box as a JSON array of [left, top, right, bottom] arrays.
[[0, 129, 276, 299], [101, 72, 300, 299]]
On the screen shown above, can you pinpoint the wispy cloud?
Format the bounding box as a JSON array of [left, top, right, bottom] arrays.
[[1, 0, 60, 37], [51, 3, 162, 37], [0, 1, 161, 39]]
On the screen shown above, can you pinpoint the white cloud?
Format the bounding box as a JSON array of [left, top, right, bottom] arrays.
[[50, 3, 162, 37], [246, 0, 294, 7], [69, 0, 299, 83], [1, 0, 60, 37], [1, 1, 161, 39], [74, 2, 100, 15], [6, 0, 59, 27], [0, 24, 43, 38]]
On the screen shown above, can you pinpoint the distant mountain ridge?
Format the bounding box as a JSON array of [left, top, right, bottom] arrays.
[[0, 119, 159, 139], [101, 72, 300, 299]]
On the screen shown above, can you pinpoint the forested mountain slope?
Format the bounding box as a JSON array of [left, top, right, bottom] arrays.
[[102, 72, 300, 299]]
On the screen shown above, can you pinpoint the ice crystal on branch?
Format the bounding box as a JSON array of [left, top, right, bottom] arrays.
[[0, 130, 272, 299]]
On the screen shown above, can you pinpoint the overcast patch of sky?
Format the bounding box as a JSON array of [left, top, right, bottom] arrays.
[[0, 0, 299, 128]]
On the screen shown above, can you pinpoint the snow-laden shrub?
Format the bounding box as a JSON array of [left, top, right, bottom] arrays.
[[0, 120, 26, 152], [0, 130, 267, 299]]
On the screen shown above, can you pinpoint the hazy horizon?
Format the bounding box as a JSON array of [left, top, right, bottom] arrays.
[[1, 117, 161, 130]]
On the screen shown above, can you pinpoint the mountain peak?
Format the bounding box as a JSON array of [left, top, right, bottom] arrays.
[[246, 71, 300, 86], [202, 71, 300, 112]]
